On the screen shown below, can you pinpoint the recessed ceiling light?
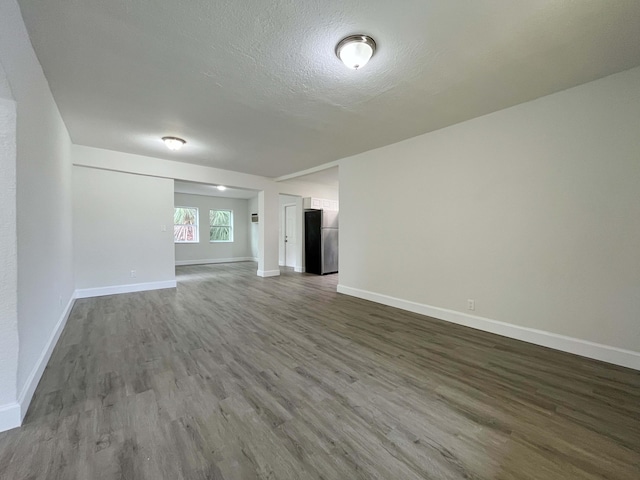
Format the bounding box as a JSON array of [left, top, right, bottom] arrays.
[[162, 136, 186, 151], [336, 35, 376, 70], [217, 185, 227, 191]]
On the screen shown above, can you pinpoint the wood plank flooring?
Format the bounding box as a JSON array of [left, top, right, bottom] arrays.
[[0, 262, 639, 479]]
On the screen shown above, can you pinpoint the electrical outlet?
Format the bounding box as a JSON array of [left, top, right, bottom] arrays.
[[467, 299, 475, 311], [131, 270, 137, 278], [161, 225, 167, 232]]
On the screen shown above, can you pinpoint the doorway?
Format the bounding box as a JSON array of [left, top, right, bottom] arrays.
[[284, 204, 297, 267]]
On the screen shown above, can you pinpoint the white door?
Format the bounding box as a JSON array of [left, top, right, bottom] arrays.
[[284, 205, 297, 267]]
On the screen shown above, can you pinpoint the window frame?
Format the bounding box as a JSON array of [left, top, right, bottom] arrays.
[[209, 209, 234, 243], [174, 206, 199, 244]]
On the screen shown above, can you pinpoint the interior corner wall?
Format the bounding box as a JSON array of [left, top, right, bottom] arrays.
[[73, 166, 175, 293], [257, 189, 281, 277], [0, 0, 75, 423], [339, 66, 640, 361], [174, 193, 251, 264], [0, 64, 19, 414]]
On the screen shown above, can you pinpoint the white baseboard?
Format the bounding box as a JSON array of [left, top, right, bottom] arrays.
[[75, 280, 177, 299], [337, 285, 640, 371], [257, 269, 281, 278], [16, 294, 76, 424], [0, 402, 20, 433], [295, 267, 305, 273], [175, 257, 255, 266]]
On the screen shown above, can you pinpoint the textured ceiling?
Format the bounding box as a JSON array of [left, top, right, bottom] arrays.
[[17, 0, 640, 177]]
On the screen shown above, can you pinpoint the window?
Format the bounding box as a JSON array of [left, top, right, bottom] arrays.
[[210, 209, 233, 242], [174, 207, 199, 243]]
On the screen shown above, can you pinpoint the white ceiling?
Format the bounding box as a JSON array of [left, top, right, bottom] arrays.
[[174, 181, 257, 199], [290, 167, 339, 187], [18, 0, 640, 178]]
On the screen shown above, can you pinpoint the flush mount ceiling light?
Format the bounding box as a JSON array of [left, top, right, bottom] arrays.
[[336, 34, 376, 70], [162, 136, 186, 151], [217, 185, 227, 191]]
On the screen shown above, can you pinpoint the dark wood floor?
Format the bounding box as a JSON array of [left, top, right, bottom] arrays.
[[0, 263, 639, 479]]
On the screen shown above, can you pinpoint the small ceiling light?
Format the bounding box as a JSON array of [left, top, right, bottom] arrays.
[[336, 34, 376, 70], [217, 185, 227, 191], [162, 136, 186, 151]]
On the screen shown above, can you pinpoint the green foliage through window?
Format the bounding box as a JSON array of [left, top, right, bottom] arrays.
[[210, 209, 233, 242], [174, 207, 198, 243]]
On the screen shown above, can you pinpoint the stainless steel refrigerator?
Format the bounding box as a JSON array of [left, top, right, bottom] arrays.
[[304, 210, 338, 275]]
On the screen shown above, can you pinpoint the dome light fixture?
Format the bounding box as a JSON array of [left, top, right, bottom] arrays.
[[336, 34, 377, 70], [162, 136, 186, 151], [217, 185, 227, 191]]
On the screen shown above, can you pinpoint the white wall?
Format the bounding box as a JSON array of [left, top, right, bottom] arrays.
[[339, 66, 640, 367], [248, 195, 259, 259], [174, 193, 251, 264], [74, 166, 175, 294], [0, 0, 75, 429]]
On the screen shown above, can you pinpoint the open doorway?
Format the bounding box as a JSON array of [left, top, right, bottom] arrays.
[[173, 181, 259, 272], [278, 166, 339, 276]]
